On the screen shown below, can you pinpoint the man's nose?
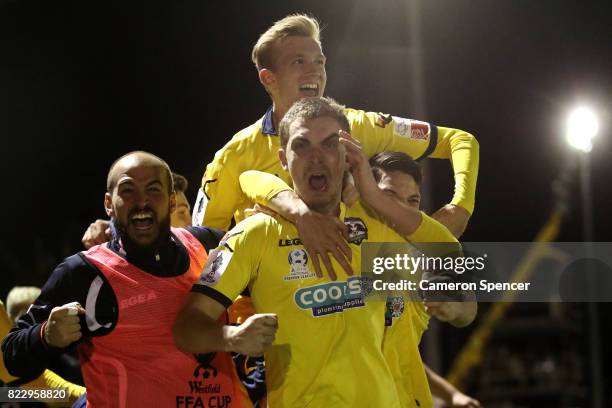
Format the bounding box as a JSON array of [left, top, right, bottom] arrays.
[[304, 60, 323, 75], [309, 145, 324, 163], [134, 190, 149, 208]]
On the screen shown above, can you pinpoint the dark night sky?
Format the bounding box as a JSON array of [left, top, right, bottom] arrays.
[[1, 0, 612, 297]]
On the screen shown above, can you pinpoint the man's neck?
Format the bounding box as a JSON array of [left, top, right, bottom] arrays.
[[118, 231, 173, 261], [271, 101, 291, 131], [308, 200, 341, 218]]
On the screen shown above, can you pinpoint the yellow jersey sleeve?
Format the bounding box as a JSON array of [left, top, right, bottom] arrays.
[[408, 302, 430, 344], [22, 370, 86, 404], [345, 108, 479, 215], [346, 109, 429, 160], [194, 141, 244, 231], [239, 170, 292, 206], [407, 212, 459, 244], [430, 127, 479, 214], [193, 214, 271, 305]]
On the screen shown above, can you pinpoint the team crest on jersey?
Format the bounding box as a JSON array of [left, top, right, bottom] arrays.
[[345, 217, 368, 245], [283, 249, 316, 281], [198, 249, 232, 286], [220, 229, 243, 246], [385, 296, 405, 326], [392, 117, 429, 141], [375, 113, 392, 128]]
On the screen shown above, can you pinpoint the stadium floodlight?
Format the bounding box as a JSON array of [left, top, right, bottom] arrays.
[[566, 106, 599, 153]]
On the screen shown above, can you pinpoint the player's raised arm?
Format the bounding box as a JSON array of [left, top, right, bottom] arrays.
[[173, 292, 278, 357], [341, 130, 425, 237], [347, 109, 478, 238], [174, 215, 278, 356], [429, 126, 479, 237]]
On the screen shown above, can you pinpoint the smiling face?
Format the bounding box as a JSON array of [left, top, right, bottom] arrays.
[[262, 36, 327, 112], [280, 116, 346, 214], [104, 153, 175, 251]]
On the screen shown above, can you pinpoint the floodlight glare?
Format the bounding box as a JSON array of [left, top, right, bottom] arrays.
[[566, 107, 599, 153]]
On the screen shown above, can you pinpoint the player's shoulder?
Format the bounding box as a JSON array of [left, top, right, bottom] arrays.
[[207, 118, 266, 169], [223, 119, 266, 150], [343, 107, 394, 131], [343, 106, 368, 121], [225, 212, 290, 248], [345, 200, 385, 228], [345, 201, 405, 242], [231, 118, 264, 142], [235, 212, 284, 236], [40, 253, 99, 295], [184, 226, 225, 252]]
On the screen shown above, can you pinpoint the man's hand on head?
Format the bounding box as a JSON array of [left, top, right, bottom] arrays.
[[431, 204, 471, 238], [341, 172, 360, 207], [339, 130, 380, 205], [82, 219, 112, 249]]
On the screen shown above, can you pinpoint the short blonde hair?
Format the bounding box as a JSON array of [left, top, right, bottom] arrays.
[[6, 286, 41, 322], [252, 14, 321, 70]]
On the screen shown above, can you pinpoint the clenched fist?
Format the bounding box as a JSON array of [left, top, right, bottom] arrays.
[[44, 302, 86, 348], [225, 313, 278, 356]]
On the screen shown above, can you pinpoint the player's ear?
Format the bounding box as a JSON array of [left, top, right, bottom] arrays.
[[104, 192, 114, 218], [279, 148, 288, 171], [259, 69, 276, 91]]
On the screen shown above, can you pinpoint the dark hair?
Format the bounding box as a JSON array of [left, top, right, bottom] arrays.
[[369, 151, 422, 184], [172, 172, 188, 193], [279, 97, 349, 147]]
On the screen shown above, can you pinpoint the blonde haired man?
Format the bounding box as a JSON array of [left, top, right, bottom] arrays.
[[194, 14, 479, 278]]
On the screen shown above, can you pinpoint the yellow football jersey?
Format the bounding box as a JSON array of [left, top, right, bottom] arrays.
[[192, 201, 456, 407], [383, 297, 433, 408], [235, 170, 460, 407], [193, 108, 478, 230]]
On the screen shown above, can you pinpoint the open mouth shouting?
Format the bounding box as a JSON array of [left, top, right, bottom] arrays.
[[129, 210, 156, 232], [308, 172, 328, 192], [299, 83, 319, 97]]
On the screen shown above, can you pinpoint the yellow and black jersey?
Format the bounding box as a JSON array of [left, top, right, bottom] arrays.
[[383, 297, 433, 408], [192, 200, 455, 407], [193, 107, 478, 230]]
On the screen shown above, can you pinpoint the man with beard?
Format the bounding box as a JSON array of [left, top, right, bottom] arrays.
[[80, 171, 193, 249], [2, 151, 253, 407]]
